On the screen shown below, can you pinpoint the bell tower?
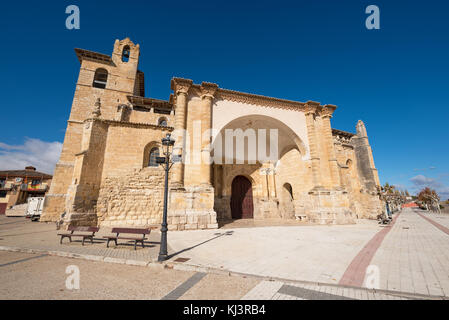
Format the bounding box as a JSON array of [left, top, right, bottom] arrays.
[[41, 38, 143, 223]]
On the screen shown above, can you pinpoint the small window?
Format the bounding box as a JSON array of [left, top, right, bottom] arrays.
[[148, 147, 160, 167], [158, 118, 167, 127], [154, 108, 171, 115], [93, 68, 108, 89], [122, 45, 130, 62], [0, 190, 6, 198], [133, 106, 150, 112]]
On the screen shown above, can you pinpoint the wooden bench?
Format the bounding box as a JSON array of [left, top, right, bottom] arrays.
[[58, 226, 100, 246], [103, 228, 150, 250]]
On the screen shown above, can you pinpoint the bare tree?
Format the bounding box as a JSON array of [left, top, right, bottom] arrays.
[[418, 187, 441, 213]]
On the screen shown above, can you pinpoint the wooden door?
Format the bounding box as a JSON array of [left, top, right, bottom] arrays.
[[231, 176, 254, 219], [0, 203, 6, 215]]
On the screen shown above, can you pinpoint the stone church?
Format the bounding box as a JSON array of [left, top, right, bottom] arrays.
[[41, 38, 383, 230]]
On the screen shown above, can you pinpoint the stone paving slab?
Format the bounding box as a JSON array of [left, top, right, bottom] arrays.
[[1, 209, 448, 300], [240, 280, 419, 300], [370, 209, 449, 297], [167, 221, 381, 284], [0, 250, 443, 300], [168, 208, 449, 298]]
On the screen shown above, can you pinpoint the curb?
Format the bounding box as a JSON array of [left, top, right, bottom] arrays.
[[0, 245, 446, 300], [0, 245, 151, 267]]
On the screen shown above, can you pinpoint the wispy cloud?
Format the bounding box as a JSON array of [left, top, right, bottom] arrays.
[[410, 175, 449, 200], [392, 183, 407, 192], [413, 166, 437, 172], [0, 138, 62, 175]]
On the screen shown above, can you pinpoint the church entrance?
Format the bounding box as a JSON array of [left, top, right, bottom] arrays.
[[231, 176, 254, 219]]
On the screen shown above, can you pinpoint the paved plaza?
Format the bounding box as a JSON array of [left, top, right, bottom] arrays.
[[0, 207, 448, 300]]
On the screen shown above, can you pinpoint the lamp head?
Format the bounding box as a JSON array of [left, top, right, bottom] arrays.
[[162, 133, 175, 146]]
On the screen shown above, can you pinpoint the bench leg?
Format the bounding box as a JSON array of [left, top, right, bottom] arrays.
[[134, 240, 137, 250], [142, 240, 144, 249], [107, 239, 110, 248], [91, 237, 94, 244], [82, 237, 85, 246], [60, 236, 64, 244]]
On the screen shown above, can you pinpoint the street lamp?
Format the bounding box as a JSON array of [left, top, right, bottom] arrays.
[[157, 133, 176, 262]]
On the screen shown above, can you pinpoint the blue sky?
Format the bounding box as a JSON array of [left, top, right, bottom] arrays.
[[0, 0, 448, 198]]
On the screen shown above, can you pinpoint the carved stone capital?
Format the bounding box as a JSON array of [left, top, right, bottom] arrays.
[[303, 101, 320, 116], [171, 78, 193, 96], [200, 82, 218, 100], [321, 104, 337, 118]]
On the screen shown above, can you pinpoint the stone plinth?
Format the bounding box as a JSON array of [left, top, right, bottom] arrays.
[[168, 185, 218, 231], [307, 188, 356, 225]]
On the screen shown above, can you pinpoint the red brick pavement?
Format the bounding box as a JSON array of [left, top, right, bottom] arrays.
[[338, 213, 401, 287]]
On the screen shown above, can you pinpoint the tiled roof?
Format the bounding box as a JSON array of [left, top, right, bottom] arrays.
[[0, 170, 52, 179]]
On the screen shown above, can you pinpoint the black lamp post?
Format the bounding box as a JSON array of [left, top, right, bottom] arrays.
[[157, 133, 176, 262]]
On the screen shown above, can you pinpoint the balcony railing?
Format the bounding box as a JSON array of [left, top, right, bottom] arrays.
[[0, 182, 14, 190], [20, 183, 49, 192]]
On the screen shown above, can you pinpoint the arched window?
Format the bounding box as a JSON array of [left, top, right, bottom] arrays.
[[93, 68, 108, 89], [122, 46, 130, 62], [148, 147, 160, 167], [158, 117, 167, 127]]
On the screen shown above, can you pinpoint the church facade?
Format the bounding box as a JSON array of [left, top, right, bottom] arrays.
[[41, 38, 383, 230]]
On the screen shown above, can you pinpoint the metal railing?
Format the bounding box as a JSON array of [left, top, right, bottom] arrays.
[[0, 182, 14, 190], [20, 183, 48, 192]]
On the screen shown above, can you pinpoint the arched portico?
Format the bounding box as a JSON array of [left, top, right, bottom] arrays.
[[211, 114, 310, 221]]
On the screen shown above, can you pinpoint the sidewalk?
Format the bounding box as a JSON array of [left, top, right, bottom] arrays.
[[0, 216, 162, 263], [167, 208, 449, 298], [1, 208, 448, 299]]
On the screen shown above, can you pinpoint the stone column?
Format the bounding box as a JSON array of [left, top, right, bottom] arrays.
[[200, 82, 218, 186], [304, 102, 322, 188], [321, 105, 342, 188], [170, 78, 192, 187]]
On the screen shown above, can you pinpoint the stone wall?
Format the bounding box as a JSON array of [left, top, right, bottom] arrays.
[[97, 167, 165, 227]]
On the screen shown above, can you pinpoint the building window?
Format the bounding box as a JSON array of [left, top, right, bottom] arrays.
[[0, 191, 6, 198], [93, 68, 108, 89], [158, 118, 167, 127], [148, 147, 160, 167], [122, 46, 130, 62], [154, 108, 171, 115]]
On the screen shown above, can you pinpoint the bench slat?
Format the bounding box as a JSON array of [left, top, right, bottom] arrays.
[[67, 226, 100, 232], [111, 227, 150, 234]]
